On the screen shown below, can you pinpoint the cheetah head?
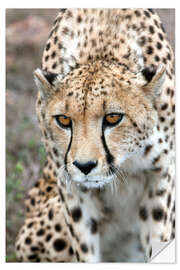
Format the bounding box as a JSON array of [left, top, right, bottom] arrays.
[[34, 60, 165, 189]]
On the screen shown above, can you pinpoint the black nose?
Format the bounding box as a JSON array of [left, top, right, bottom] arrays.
[[73, 160, 98, 175]]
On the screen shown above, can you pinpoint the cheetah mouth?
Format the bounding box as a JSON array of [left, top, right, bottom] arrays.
[[74, 174, 115, 189]]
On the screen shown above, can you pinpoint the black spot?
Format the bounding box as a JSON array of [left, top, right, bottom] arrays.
[[155, 55, 160, 62], [144, 10, 150, 17], [167, 53, 171, 60], [142, 67, 156, 83], [67, 92, 73, 96], [71, 207, 82, 222], [163, 57, 167, 64], [80, 243, 89, 253], [167, 193, 171, 208], [149, 246, 152, 258], [69, 246, 74, 255], [31, 198, 35, 206], [144, 145, 153, 156], [146, 46, 154, 55], [90, 218, 98, 234], [27, 222, 34, 228], [135, 10, 141, 17], [148, 9, 155, 14], [40, 220, 44, 226], [54, 36, 58, 44], [25, 237, 32, 245], [173, 219, 175, 229], [139, 36, 146, 46], [164, 212, 167, 224], [158, 32, 164, 41], [37, 229, 45, 236], [157, 42, 162, 50], [170, 118, 175, 126], [152, 207, 164, 221], [55, 224, 62, 232], [77, 15, 82, 23], [154, 19, 159, 28], [52, 62, 57, 69], [89, 26, 93, 33], [152, 155, 160, 165], [51, 51, 56, 59], [28, 254, 38, 261], [48, 209, 54, 220], [125, 15, 132, 20], [31, 246, 39, 252], [53, 147, 59, 157], [46, 186, 52, 192], [46, 234, 52, 242], [53, 239, 67, 252], [161, 103, 168, 110], [45, 42, 51, 51], [149, 25, 155, 34], [172, 104, 175, 113], [139, 206, 148, 221], [146, 234, 150, 244], [75, 251, 80, 261], [160, 117, 165, 122], [45, 55, 49, 62], [166, 87, 171, 95]]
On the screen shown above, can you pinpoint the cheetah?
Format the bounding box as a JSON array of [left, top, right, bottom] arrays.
[[15, 9, 175, 262]]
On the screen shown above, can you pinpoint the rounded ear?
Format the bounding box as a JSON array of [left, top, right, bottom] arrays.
[[33, 68, 58, 98], [142, 65, 166, 97]]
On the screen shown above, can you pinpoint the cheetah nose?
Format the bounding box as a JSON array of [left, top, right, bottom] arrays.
[[73, 160, 98, 175]]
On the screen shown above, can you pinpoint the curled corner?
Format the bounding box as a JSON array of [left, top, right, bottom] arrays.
[[150, 240, 175, 263]]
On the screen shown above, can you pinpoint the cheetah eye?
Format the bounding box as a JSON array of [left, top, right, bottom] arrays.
[[104, 113, 124, 127], [54, 115, 72, 128]]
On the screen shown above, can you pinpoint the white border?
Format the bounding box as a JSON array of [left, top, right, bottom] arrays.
[[2, 0, 179, 268], [0, 0, 178, 8]]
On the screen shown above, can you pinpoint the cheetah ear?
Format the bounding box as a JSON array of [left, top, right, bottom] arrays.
[[141, 65, 166, 97], [33, 68, 58, 98]]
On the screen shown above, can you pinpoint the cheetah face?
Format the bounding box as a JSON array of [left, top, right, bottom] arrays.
[[34, 61, 165, 188]]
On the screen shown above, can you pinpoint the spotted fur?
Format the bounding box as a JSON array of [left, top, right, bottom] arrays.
[[15, 9, 175, 262]]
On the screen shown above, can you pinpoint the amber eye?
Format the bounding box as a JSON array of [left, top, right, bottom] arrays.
[[55, 115, 72, 128], [104, 113, 124, 127]]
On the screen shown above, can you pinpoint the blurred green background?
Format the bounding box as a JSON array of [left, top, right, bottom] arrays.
[[6, 9, 175, 262]]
